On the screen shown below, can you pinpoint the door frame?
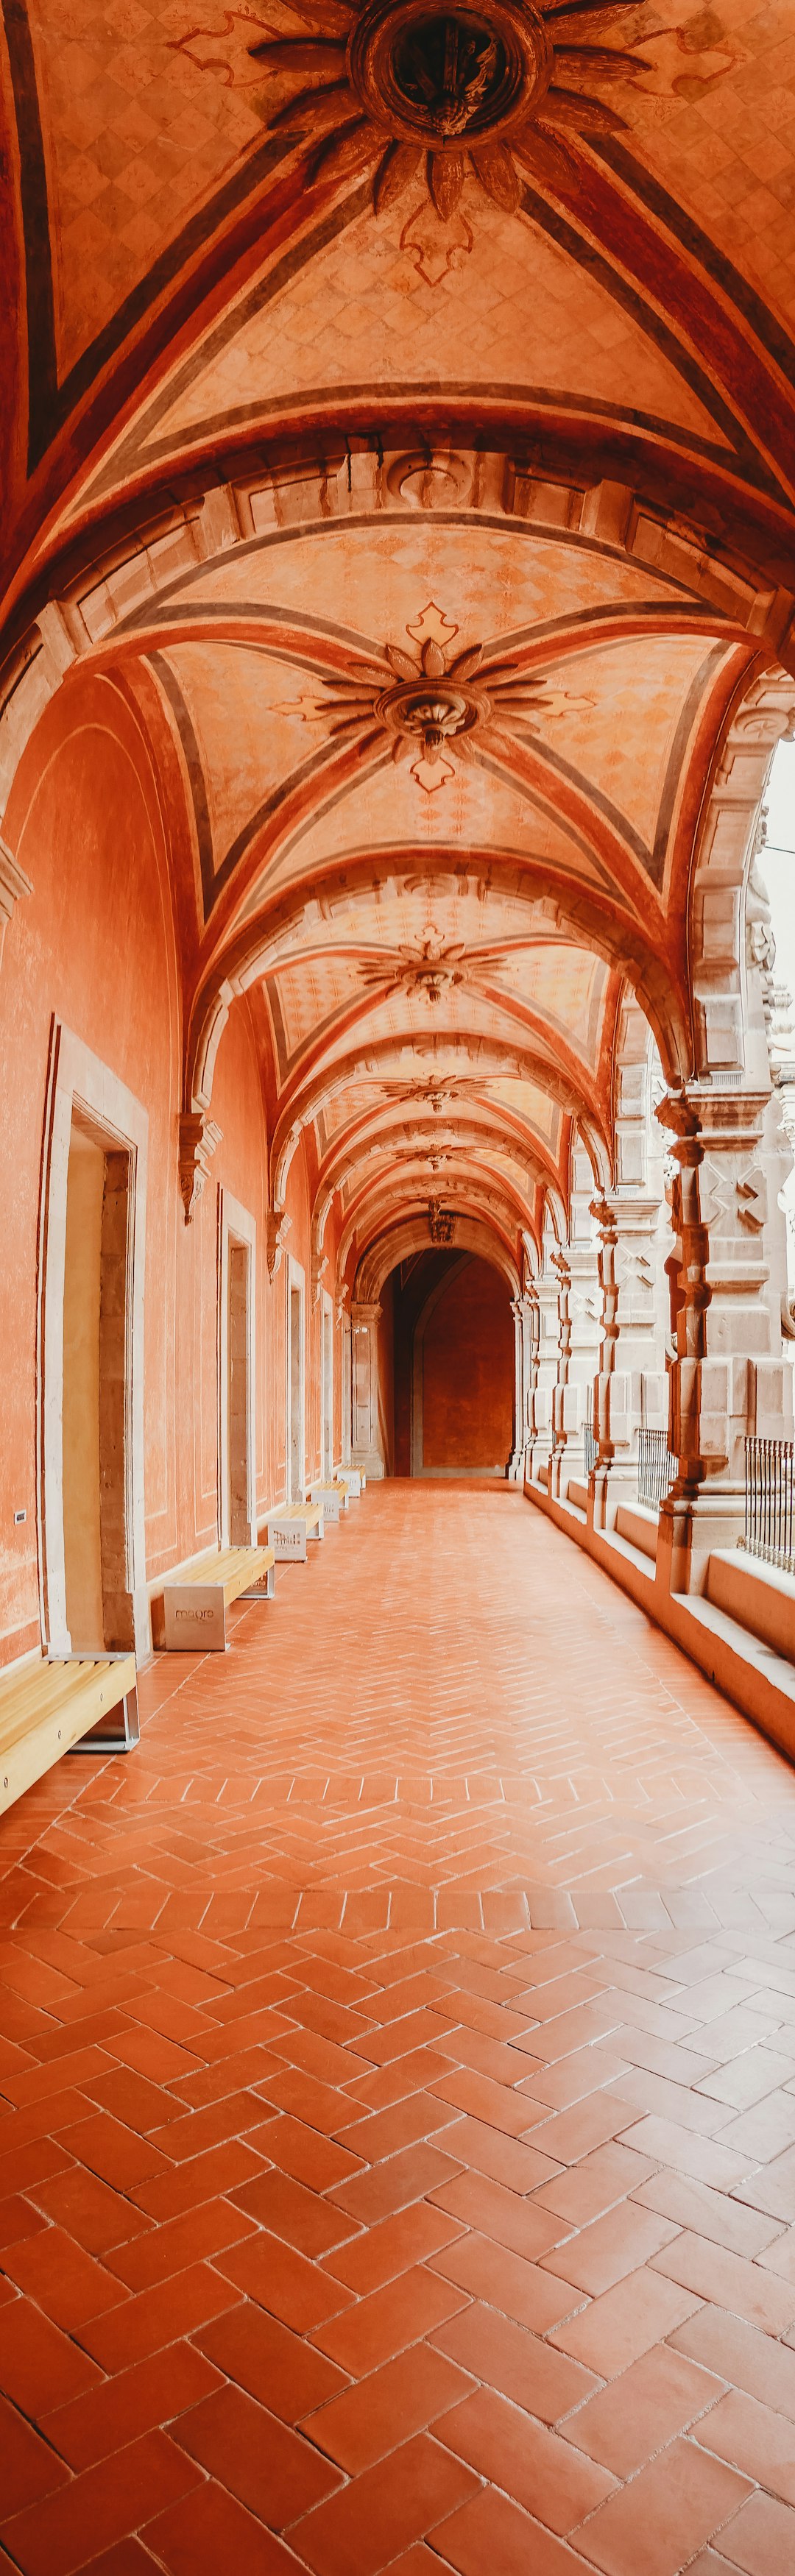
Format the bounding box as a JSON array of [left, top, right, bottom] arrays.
[[322, 1288, 334, 1480], [286, 1255, 305, 1504], [37, 1020, 150, 1659], [217, 1189, 257, 1549]]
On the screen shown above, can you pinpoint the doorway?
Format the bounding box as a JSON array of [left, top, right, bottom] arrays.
[[38, 1023, 149, 1660], [227, 1240, 250, 1545], [322, 1292, 333, 1480], [61, 1112, 134, 1650], [287, 1263, 305, 1502], [218, 1190, 257, 1550], [386, 1251, 515, 1476]]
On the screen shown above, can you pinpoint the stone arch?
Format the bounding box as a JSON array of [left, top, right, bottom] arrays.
[[271, 1032, 604, 1216], [688, 667, 795, 1076], [311, 1113, 557, 1260], [183, 856, 691, 1129], [356, 1217, 520, 1304]]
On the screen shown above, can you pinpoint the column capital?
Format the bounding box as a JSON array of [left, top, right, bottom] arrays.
[[589, 1193, 618, 1241], [685, 1088, 769, 1154], [654, 1088, 702, 1157], [350, 1299, 381, 1329]]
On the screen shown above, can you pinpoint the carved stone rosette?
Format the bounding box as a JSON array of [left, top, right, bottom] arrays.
[[251, 0, 651, 231]]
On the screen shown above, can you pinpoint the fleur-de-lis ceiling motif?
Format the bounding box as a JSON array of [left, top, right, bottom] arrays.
[[250, 0, 651, 223], [314, 608, 592, 791]]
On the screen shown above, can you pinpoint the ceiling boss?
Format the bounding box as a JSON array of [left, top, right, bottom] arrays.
[[251, 0, 651, 219]]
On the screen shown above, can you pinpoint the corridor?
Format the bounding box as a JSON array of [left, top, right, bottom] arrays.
[[3, 1486, 795, 2574]]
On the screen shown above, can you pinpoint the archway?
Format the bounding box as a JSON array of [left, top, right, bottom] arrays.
[[386, 1252, 515, 1479]]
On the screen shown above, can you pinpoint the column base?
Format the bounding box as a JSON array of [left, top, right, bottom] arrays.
[[551, 1445, 588, 1501], [351, 1447, 385, 1481], [590, 1463, 637, 1533], [656, 1489, 745, 1597]]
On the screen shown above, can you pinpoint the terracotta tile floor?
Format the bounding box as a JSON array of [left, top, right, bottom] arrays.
[[4, 1482, 795, 2571]]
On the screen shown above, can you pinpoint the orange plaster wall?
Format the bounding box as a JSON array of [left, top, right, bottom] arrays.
[[422, 1257, 515, 1472], [0, 671, 329, 1665]]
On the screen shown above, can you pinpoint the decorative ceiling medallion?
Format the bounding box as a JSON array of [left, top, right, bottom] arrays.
[[361, 932, 469, 1000], [251, 0, 650, 220], [313, 604, 593, 790]]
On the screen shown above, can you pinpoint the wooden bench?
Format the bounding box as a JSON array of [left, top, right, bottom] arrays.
[[0, 1653, 139, 1818], [310, 1480, 348, 1523], [336, 1468, 364, 1498], [163, 1544, 275, 1652], [266, 1507, 323, 1563]]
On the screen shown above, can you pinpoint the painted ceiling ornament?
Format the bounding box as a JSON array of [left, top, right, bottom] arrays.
[[250, 0, 651, 218], [314, 606, 592, 790], [362, 932, 468, 1000], [386, 1076, 461, 1110]]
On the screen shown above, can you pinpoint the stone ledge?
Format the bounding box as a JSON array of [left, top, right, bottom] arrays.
[[525, 1478, 795, 1768], [707, 1547, 795, 1665], [615, 1498, 658, 1562]]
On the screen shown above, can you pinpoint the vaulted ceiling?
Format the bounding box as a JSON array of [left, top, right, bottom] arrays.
[[3, 0, 795, 1285]]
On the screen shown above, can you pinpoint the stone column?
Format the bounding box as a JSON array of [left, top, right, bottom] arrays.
[[508, 1293, 535, 1480], [350, 1299, 385, 1479], [523, 1285, 540, 1459], [655, 1087, 793, 1594], [526, 1253, 558, 1483], [550, 1249, 572, 1497], [551, 1205, 601, 1498], [593, 1190, 665, 1518], [589, 1195, 620, 1527]]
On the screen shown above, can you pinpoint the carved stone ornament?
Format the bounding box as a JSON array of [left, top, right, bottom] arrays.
[[267, 1210, 293, 1277], [250, 0, 651, 222], [311, 600, 592, 792], [428, 1196, 456, 1242], [311, 1251, 329, 1305], [177, 1110, 222, 1224], [0, 837, 33, 947]]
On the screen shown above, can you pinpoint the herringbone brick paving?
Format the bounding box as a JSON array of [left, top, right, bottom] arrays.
[[3, 1484, 795, 2569]]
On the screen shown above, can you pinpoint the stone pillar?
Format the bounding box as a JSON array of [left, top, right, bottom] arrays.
[[589, 1195, 620, 1527], [655, 1087, 793, 1594], [523, 1285, 540, 1461], [526, 1249, 558, 1483], [350, 1299, 385, 1479], [508, 1293, 535, 1480], [592, 1190, 665, 1518], [551, 1161, 601, 1497], [550, 1249, 572, 1497]]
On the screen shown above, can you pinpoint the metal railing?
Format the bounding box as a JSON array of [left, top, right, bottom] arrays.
[[584, 1422, 596, 1477], [637, 1427, 677, 1511], [743, 1437, 795, 1573]]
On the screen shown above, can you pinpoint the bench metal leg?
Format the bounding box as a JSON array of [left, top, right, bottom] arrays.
[[70, 1686, 141, 1754]]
